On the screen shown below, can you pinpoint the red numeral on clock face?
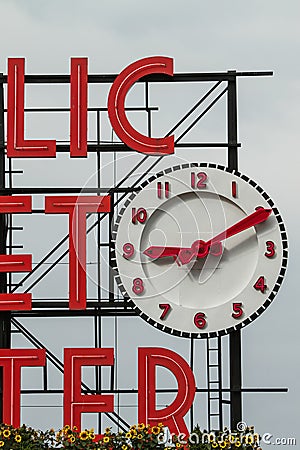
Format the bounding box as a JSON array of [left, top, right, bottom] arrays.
[[132, 207, 147, 224], [231, 181, 237, 198], [254, 276, 267, 293], [191, 172, 207, 189], [157, 181, 170, 199], [123, 243, 134, 259], [159, 303, 171, 320], [194, 312, 206, 329], [265, 241, 275, 258], [232, 302, 243, 319], [132, 278, 144, 295]]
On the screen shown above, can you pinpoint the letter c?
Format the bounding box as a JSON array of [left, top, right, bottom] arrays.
[[108, 56, 174, 155]]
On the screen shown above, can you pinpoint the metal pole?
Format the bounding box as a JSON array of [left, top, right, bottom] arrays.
[[227, 71, 242, 430], [227, 71, 238, 171], [229, 330, 242, 429], [0, 73, 10, 421]]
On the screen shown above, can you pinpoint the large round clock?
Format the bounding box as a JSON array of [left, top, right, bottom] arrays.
[[111, 163, 288, 338]]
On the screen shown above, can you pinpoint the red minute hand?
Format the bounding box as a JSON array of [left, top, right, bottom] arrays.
[[191, 207, 272, 260], [206, 207, 272, 246]]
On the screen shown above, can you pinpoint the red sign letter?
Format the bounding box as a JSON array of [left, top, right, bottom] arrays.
[[7, 58, 56, 158], [108, 56, 174, 155], [0, 349, 46, 427], [70, 58, 88, 157], [64, 348, 114, 429], [0, 196, 32, 310], [138, 347, 196, 436], [45, 196, 110, 309]]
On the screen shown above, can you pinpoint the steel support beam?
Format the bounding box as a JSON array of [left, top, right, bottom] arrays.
[[227, 71, 242, 430], [0, 74, 10, 422]]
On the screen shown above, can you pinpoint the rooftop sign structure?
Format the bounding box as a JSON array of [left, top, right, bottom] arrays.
[[0, 57, 287, 434]]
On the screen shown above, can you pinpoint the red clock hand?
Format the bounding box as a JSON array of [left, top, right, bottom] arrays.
[[207, 207, 272, 245], [143, 244, 222, 265], [144, 208, 271, 265], [190, 207, 272, 260], [143, 246, 193, 259], [143, 246, 195, 266]]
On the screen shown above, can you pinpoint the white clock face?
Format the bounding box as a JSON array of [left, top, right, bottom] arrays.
[[112, 163, 288, 338]]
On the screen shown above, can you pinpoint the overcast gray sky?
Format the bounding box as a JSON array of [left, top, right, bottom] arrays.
[[0, 0, 299, 446]]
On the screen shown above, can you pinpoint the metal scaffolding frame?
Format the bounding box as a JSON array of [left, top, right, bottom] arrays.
[[0, 68, 287, 432]]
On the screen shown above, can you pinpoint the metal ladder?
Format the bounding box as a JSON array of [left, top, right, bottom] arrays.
[[206, 336, 223, 431]]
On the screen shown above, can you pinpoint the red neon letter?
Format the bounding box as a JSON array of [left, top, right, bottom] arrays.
[[70, 58, 88, 157], [138, 347, 196, 436], [0, 196, 32, 310], [108, 56, 174, 155], [64, 348, 114, 429], [45, 196, 110, 309], [0, 349, 45, 427], [7, 58, 56, 158]]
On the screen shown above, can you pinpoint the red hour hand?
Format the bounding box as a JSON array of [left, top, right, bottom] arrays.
[[143, 246, 178, 259], [144, 242, 223, 265], [144, 246, 196, 265]]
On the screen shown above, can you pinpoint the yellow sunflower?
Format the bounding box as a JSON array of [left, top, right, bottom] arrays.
[[122, 446, 128, 450], [246, 436, 254, 444], [219, 442, 226, 448], [235, 441, 241, 448], [126, 432, 132, 439], [89, 432, 95, 440], [212, 443, 218, 448], [103, 436, 110, 444], [151, 426, 160, 435], [3, 430, 10, 438], [137, 434, 143, 440], [15, 435, 22, 443], [105, 427, 111, 435], [137, 423, 145, 431], [79, 431, 89, 441], [69, 436, 75, 443], [0, 442, 4, 447], [175, 444, 182, 449]]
